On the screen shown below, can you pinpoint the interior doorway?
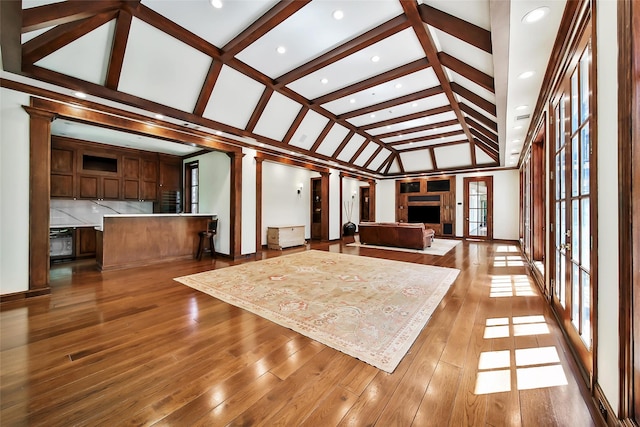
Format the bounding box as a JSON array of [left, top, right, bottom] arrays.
[[463, 176, 493, 240], [359, 187, 370, 222], [310, 177, 322, 240]]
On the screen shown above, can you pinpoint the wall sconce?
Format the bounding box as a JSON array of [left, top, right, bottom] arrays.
[[297, 183, 303, 195], [352, 190, 357, 199]]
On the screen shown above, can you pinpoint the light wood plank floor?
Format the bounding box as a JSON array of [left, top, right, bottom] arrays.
[[1, 240, 601, 426]]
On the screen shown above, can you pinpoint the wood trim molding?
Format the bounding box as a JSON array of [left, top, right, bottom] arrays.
[[618, 0, 639, 423], [255, 157, 264, 256], [23, 106, 56, 291], [255, 152, 329, 174], [226, 151, 243, 259]]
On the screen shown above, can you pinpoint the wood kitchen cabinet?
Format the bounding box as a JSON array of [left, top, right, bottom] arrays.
[[158, 155, 182, 213], [78, 175, 121, 200], [123, 155, 158, 201], [51, 146, 75, 198], [75, 227, 97, 258]]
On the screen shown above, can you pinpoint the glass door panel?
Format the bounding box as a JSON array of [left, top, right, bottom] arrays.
[[464, 177, 492, 240]]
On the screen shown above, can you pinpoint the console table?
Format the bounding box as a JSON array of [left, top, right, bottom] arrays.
[[267, 225, 305, 250]]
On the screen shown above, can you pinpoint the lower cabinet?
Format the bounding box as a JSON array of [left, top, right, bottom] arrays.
[[267, 225, 306, 250], [76, 227, 97, 258]]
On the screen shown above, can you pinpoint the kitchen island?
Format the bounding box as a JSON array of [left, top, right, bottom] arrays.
[[96, 213, 216, 271]]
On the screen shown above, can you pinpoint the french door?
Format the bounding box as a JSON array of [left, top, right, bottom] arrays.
[[463, 176, 492, 240], [550, 34, 593, 378]]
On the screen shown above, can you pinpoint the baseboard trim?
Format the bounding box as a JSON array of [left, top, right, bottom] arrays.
[[1, 287, 51, 304]]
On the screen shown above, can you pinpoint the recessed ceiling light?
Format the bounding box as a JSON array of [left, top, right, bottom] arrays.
[[276, 46, 286, 54], [154, 114, 164, 120], [386, 126, 391, 129], [332, 10, 344, 20], [411, 102, 418, 107], [321, 78, 328, 84], [259, 143, 265, 147], [74, 91, 87, 99], [210, 0, 223, 8], [395, 83, 402, 89], [518, 71, 535, 79], [522, 6, 550, 23], [349, 98, 356, 104], [215, 131, 222, 135], [514, 125, 523, 130], [371, 55, 380, 63], [516, 105, 528, 111], [511, 149, 519, 154], [370, 114, 376, 118]]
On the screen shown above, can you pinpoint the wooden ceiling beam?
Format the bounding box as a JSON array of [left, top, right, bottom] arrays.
[[362, 145, 384, 169], [349, 140, 371, 164], [359, 105, 452, 130], [22, 11, 118, 65], [338, 86, 443, 120], [450, 82, 496, 116], [245, 87, 274, 133], [396, 152, 406, 174], [466, 116, 498, 141], [0, 0, 22, 73], [282, 106, 309, 145], [396, 138, 467, 153], [470, 129, 499, 151], [222, 0, 311, 58], [311, 58, 430, 105], [21, 0, 123, 33], [276, 14, 410, 86], [193, 60, 223, 117], [459, 103, 498, 132], [418, 4, 492, 54], [105, 9, 133, 90], [308, 121, 334, 153], [473, 138, 500, 162], [429, 147, 438, 170], [375, 118, 459, 139], [400, 0, 477, 166], [332, 130, 355, 159], [387, 129, 464, 146], [439, 52, 495, 92]]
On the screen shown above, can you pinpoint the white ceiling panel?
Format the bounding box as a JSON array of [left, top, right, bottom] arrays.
[[353, 141, 379, 167], [366, 111, 458, 135], [203, 65, 265, 129], [237, 0, 403, 79], [254, 92, 302, 141], [476, 147, 496, 165], [35, 21, 115, 85], [434, 144, 472, 168], [393, 136, 467, 151], [51, 120, 200, 156], [420, 0, 491, 30], [430, 27, 494, 77], [289, 110, 330, 150], [449, 71, 496, 104], [388, 157, 401, 174], [22, 0, 63, 8], [382, 124, 463, 144], [336, 134, 367, 162], [321, 68, 439, 115], [286, 28, 425, 98], [367, 148, 391, 171], [315, 124, 350, 157], [21, 26, 52, 44], [347, 92, 450, 127], [119, 18, 211, 112], [400, 149, 433, 172], [142, 0, 278, 48]]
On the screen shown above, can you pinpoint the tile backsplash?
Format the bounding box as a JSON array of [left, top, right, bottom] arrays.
[[50, 200, 153, 228]]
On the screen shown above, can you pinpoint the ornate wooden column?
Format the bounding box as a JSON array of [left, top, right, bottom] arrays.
[[255, 157, 264, 257], [227, 151, 243, 259], [368, 179, 377, 222], [320, 171, 330, 241], [24, 106, 56, 293]]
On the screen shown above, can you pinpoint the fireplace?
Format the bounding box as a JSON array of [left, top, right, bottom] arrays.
[[407, 205, 440, 224]]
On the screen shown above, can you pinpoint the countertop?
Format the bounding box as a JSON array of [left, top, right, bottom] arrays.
[[94, 213, 217, 231]]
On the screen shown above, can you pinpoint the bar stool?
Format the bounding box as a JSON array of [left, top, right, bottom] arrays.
[[196, 219, 218, 260]]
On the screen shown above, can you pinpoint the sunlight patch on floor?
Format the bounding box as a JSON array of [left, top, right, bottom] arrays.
[[490, 275, 536, 297]]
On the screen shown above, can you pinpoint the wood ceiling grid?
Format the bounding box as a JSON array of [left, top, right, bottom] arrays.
[[399, 0, 477, 167], [375, 118, 460, 139], [16, 0, 505, 175]]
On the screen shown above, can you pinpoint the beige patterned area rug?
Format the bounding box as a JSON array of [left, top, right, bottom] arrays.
[[347, 237, 461, 256], [174, 250, 459, 373]]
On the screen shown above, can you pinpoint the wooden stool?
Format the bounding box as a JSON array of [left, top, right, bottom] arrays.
[[196, 219, 217, 260]]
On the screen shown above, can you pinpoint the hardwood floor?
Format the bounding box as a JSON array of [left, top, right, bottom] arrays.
[[1, 240, 600, 426]]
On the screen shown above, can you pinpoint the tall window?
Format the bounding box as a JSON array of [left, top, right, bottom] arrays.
[[185, 161, 199, 213]]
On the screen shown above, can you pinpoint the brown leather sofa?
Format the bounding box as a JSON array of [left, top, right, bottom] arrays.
[[358, 222, 435, 250]]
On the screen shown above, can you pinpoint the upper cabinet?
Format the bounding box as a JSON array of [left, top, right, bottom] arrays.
[[50, 137, 179, 205]]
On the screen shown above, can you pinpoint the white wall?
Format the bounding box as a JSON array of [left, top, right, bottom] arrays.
[[262, 162, 318, 241], [376, 179, 396, 222], [184, 151, 231, 255], [455, 170, 520, 240], [328, 169, 341, 240], [0, 88, 31, 295], [241, 148, 256, 254], [596, 0, 620, 414]]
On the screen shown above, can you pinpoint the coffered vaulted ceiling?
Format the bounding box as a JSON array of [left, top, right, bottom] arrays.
[[2, 0, 566, 177]]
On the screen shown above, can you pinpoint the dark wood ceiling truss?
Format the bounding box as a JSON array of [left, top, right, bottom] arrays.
[[10, 0, 511, 176]]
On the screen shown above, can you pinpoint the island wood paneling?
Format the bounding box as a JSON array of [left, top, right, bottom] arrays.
[[97, 215, 211, 271]]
